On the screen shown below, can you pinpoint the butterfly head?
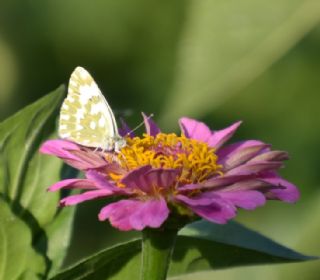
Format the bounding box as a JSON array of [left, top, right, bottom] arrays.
[[113, 136, 126, 153]]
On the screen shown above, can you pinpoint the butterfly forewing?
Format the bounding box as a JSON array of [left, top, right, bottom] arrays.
[[59, 67, 120, 149]]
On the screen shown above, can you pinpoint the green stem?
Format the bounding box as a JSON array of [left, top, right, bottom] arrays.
[[140, 228, 178, 280]]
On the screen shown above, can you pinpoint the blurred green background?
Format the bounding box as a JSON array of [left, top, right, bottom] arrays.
[[1, 1, 320, 279]]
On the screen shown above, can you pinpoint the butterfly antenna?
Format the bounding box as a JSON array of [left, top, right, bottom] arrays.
[[126, 113, 154, 136]]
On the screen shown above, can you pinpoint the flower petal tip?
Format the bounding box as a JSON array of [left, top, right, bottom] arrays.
[[142, 112, 161, 136]]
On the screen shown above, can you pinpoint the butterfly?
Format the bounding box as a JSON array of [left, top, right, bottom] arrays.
[[58, 66, 126, 152]]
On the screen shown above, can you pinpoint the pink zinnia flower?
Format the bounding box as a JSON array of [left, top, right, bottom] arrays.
[[40, 115, 299, 231]]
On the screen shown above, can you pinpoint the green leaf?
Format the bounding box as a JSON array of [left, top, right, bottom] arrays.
[[35, 164, 78, 278], [0, 198, 45, 280], [0, 86, 76, 277], [36, 206, 76, 278], [159, 0, 320, 127], [169, 220, 315, 277], [0, 85, 65, 226], [51, 220, 314, 280], [50, 239, 141, 280]]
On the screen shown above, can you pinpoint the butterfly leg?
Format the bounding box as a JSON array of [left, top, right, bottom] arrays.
[[93, 147, 100, 153], [99, 147, 107, 157]]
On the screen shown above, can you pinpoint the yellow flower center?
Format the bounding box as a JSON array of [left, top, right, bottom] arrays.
[[107, 133, 222, 186]]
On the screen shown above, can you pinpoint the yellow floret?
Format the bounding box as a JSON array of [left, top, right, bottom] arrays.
[[108, 133, 222, 186]]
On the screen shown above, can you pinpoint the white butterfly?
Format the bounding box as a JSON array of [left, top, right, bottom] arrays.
[[59, 66, 126, 152]]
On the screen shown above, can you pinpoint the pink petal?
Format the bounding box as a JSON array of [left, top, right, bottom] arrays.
[[119, 118, 134, 138], [248, 150, 289, 163], [217, 140, 265, 158], [178, 174, 254, 192], [261, 175, 299, 203], [175, 194, 215, 206], [67, 150, 108, 169], [221, 179, 274, 192], [121, 166, 178, 193], [98, 198, 169, 231], [215, 190, 266, 210], [226, 161, 283, 176], [86, 170, 127, 193], [208, 121, 242, 149], [63, 158, 106, 170], [179, 117, 212, 143], [129, 198, 169, 230], [142, 112, 161, 136], [190, 202, 236, 224], [176, 194, 236, 224], [48, 179, 97, 191], [40, 139, 107, 170], [120, 165, 152, 190], [217, 140, 270, 170], [179, 117, 242, 149], [40, 140, 80, 159], [60, 189, 114, 206]]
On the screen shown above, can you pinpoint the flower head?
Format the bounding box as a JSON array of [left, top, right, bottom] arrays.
[[40, 114, 299, 231]]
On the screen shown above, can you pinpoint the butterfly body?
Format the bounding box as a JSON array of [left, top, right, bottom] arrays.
[[59, 67, 126, 152]]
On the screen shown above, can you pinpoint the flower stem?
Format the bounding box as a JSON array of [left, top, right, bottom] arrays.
[[140, 228, 178, 280]]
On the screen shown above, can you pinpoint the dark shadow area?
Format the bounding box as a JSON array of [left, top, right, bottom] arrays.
[[52, 240, 141, 280], [171, 236, 312, 275]]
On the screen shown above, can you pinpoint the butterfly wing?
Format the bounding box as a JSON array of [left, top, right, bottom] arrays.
[[59, 66, 119, 149]]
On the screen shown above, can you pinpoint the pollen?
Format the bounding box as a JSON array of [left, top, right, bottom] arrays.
[[109, 133, 222, 186]]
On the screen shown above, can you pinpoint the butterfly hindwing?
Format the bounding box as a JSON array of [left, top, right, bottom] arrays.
[[59, 67, 119, 149]]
